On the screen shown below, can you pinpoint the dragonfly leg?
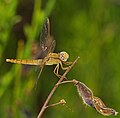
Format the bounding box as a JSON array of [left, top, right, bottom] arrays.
[[59, 61, 68, 70], [54, 64, 60, 77], [53, 64, 67, 80], [63, 61, 72, 65]]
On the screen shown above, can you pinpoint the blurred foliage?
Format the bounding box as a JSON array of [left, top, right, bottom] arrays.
[[0, 0, 120, 118]]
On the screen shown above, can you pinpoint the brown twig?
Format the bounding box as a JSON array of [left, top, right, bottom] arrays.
[[37, 56, 80, 118], [59, 79, 78, 85], [45, 99, 66, 109]]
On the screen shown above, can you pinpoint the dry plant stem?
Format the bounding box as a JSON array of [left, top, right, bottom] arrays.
[[45, 99, 66, 109], [37, 56, 80, 118], [45, 102, 62, 109], [59, 79, 78, 85]]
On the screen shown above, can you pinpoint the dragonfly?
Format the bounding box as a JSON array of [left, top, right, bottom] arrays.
[[76, 81, 118, 116], [6, 18, 72, 84]]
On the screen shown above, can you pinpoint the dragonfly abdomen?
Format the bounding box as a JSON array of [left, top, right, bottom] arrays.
[[6, 59, 42, 65]]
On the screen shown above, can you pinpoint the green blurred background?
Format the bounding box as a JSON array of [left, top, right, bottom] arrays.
[[0, 0, 120, 118]]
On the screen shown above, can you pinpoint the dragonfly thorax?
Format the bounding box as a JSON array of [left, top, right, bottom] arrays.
[[59, 51, 69, 62]]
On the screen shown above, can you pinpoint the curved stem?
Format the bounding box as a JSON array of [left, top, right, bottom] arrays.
[[37, 56, 80, 118], [59, 79, 78, 85]]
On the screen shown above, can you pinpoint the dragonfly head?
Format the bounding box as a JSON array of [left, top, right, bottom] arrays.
[[59, 51, 69, 62]]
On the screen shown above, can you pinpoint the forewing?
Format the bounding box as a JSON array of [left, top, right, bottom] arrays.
[[40, 18, 50, 49], [38, 18, 56, 59]]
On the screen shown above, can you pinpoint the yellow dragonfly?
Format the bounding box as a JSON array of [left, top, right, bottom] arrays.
[[6, 18, 72, 83]]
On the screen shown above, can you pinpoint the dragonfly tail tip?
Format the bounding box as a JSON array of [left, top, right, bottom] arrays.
[[6, 59, 10, 62]]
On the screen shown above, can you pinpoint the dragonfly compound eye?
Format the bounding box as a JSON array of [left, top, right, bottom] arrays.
[[59, 51, 69, 62]]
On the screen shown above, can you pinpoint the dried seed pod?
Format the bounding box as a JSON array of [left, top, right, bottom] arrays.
[[75, 81, 118, 116], [76, 82, 94, 107], [93, 96, 118, 116]]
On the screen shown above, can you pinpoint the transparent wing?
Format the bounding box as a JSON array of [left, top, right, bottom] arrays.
[[36, 38, 56, 59], [47, 38, 56, 55], [40, 18, 50, 49], [37, 18, 56, 59], [35, 65, 44, 89], [35, 18, 56, 86], [22, 18, 56, 80]]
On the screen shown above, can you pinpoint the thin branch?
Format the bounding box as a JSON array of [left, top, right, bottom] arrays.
[[45, 99, 66, 109], [59, 79, 78, 85], [37, 56, 80, 118]]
